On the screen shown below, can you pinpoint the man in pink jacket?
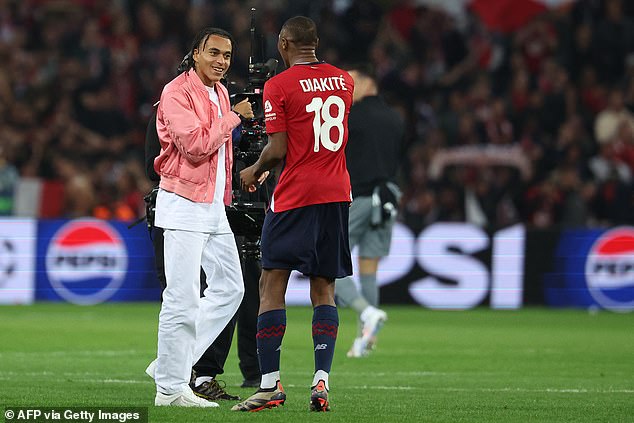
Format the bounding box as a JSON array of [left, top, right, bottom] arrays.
[[149, 27, 256, 407]]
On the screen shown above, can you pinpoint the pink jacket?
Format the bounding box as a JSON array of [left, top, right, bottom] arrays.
[[154, 69, 241, 204]]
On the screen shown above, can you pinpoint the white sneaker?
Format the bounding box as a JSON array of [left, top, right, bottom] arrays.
[[346, 337, 368, 358], [145, 359, 157, 379], [155, 386, 219, 407], [366, 335, 378, 351], [360, 306, 387, 348]]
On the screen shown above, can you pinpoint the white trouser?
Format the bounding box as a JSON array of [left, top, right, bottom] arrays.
[[155, 228, 244, 395]]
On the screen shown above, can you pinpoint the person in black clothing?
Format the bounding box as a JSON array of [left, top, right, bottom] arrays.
[[335, 64, 404, 358], [145, 104, 261, 400]]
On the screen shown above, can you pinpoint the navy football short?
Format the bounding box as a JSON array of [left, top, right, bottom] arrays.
[[261, 202, 352, 279]]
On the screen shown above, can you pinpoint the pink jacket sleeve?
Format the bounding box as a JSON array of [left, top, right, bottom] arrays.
[[159, 89, 241, 164]]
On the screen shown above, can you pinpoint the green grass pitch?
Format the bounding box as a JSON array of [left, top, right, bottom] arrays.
[[0, 304, 632, 422]]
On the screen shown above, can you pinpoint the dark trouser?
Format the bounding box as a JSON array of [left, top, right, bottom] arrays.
[[236, 256, 261, 381], [151, 227, 259, 380]]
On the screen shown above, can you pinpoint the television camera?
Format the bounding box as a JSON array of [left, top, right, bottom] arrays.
[[226, 8, 278, 259]]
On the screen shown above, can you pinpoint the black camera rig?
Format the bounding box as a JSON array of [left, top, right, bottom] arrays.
[[226, 8, 278, 259]]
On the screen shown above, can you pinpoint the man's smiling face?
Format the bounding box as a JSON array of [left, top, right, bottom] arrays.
[[193, 34, 232, 86]]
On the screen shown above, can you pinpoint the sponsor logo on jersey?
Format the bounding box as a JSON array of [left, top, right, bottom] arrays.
[[46, 220, 128, 305], [264, 100, 272, 113], [585, 227, 634, 312]]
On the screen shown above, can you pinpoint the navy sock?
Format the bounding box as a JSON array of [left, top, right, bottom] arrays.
[[312, 305, 339, 373], [256, 309, 286, 375]]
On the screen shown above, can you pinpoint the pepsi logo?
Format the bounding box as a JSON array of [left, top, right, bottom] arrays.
[[585, 227, 634, 312], [46, 219, 128, 305]]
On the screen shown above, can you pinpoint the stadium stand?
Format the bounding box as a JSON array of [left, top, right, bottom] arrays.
[[1, 0, 634, 229]]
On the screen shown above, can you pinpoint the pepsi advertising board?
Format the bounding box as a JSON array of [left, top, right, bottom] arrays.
[[544, 227, 634, 312], [1, 216, 630, 311], [36, 219, 161, 304], [287, 222, 526, 309]]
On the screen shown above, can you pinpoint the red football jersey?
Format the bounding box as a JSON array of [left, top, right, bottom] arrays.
[[263, 62, 354, 212]]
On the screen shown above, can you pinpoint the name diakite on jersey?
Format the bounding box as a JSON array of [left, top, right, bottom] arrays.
[[265, 75, 350, 121], [299, 75, 349, 93]]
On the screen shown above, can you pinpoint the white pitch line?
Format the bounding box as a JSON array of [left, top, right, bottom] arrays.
[[101, 379, 147, 384], [0, 350, 145, 358], [0, 369, 458, 378], [94, 382, 634, 393], [2, 370, 631, 395], [22, 377, 633, 394], [433, 387, 634, 394]]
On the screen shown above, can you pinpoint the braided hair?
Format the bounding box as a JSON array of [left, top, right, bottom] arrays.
[[177, 27, 235, 75]]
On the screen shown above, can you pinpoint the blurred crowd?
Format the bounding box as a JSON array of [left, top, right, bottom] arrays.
[[1, 0, 634, 230]]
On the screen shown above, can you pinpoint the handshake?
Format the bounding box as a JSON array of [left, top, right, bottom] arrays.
[[241, 168, 269, 193]]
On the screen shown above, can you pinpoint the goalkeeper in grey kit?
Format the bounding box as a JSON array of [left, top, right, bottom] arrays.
[[335, 64, 404, 358]]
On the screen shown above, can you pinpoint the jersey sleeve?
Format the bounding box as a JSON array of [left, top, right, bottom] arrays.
[[263, 78, 287, 134]]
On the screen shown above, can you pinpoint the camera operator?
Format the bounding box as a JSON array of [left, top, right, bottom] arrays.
[[145, 27, 261, 408], [335, 64, 404, 358]]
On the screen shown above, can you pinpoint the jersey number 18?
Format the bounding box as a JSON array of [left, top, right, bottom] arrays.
[[305, 95, 345, 152]]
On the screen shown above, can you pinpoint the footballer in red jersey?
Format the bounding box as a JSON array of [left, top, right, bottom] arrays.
[[263, 62, 353, 212], [235, 16, 352, 414]]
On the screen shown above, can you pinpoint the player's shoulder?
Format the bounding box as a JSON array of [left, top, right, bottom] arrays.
[[326, 62, 352, 74], [265, 70, 290, 94], [267, 66, 300, 84], [319, 63, 354, 91], [271, 62, 351, 78], [320, 62, 349, 74], [265, 63, 354, 98], [309, 62, 352, 80]]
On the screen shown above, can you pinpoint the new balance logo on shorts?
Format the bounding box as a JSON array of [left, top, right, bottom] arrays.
[[314, 343, 328, 351]]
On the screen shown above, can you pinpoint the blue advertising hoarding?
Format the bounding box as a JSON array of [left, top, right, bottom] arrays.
[[35, 219, 161, 304], [544, 227, 634, 312], [4, 216, 629, 311]]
